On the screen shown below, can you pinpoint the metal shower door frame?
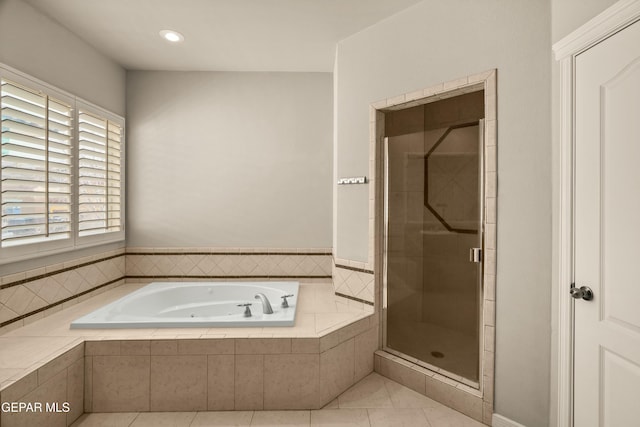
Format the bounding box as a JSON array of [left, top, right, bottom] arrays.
[[381, 119, 485, 388]]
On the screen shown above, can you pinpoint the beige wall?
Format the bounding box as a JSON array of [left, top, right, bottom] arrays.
[[334, 1, 551, 426], [0, 0, 126, 115], [126, 71, 333, 249], [551, 0, 619, 42], [0, 0, 126, 276]]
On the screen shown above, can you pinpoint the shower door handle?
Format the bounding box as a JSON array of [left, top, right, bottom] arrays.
[[469, 248, 482, 263]]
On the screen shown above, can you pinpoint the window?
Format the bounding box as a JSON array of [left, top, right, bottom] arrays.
[[0, 66, 124, 263], [1, 79, 72, 247], [77, 108, 123, 237]]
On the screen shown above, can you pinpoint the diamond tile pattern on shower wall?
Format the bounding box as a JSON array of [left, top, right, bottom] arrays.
[[333, 265, 374, 304], [125, 252, 332, 278]]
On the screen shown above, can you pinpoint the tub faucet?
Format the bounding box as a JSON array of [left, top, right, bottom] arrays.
[[254, 293, 274, 314]]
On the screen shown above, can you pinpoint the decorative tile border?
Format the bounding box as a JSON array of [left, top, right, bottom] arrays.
[[332, 262, 375, 304], [0, 277, 125, 330], [0, 249, 126, 330], [0, 253, 124, 290], [335, 292, 374, 307], [126, 275, 331, 280], [334, 263, 374, 275], [370, 69, 498, 425], [126, 249, 332, 278]]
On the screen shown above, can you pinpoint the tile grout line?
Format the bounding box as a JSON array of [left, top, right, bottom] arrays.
[[261, 354, 265, 411], [233, 353, 236, 411], [148, 352, 151, 412], [129, 412, 141, 426], [205, 351, 208, 412]]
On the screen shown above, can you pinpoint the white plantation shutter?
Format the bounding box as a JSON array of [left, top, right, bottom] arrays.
[[1, 79, 73, 247], [77, 109, 123, 237], [0, 65, 125, 263]]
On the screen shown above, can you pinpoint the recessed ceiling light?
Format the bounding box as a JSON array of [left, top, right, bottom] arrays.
[[159, 30, 184, 43]]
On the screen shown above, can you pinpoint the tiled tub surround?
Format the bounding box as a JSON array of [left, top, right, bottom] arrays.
[[0, 281, 377, 426], [0, 249, 126, 333], [332, 262, 375, 305], [0, 341, 85, 427], [126, 248, 332, 280], [0, 248, 332, 333]]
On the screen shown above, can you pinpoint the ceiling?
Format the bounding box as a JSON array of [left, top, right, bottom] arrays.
[[25, 0, 422, 72]]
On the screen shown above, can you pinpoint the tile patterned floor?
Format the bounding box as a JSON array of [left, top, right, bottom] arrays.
[[71, 372, 484, 427]]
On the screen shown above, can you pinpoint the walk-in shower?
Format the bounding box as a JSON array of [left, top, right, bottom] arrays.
[[382, 91, 484, 384]]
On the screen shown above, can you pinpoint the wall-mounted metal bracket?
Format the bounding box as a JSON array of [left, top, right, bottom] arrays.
[[337, 176, 367, 185]]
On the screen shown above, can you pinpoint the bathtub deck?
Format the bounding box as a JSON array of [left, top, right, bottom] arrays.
[[0, 281, 374, 392]]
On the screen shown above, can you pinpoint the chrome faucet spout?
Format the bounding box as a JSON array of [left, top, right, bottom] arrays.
[[254, 293, 274, 314]]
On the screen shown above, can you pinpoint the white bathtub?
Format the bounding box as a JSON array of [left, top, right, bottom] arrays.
[[70, 281, 299, 328]]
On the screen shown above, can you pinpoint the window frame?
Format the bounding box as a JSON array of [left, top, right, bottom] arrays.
[[0, 64, 125, 265], [75, 100, 126, 248]]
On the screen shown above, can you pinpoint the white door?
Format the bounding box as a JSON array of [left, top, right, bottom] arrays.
[[574, 19, 640, 427]]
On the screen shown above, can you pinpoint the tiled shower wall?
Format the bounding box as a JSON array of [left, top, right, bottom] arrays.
[[0, 248, 333, 332]]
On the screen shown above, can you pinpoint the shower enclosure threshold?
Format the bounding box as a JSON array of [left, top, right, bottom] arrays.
[[381, 347, 479, 389]]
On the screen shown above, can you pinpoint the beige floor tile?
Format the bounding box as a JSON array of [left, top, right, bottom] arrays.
[[384, 379, 440, 409], [70, 412, 138, 427], [337, 373, 393, 409], [310, 409, 370, 427], [191, 411, 254, 426], [367, 408, 430, 427], [422, 405, 484, 427], [250, 411, 310, 426], [129, 412, 196, 426]]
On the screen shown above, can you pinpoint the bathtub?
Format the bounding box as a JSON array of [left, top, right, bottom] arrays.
[[70, 281, 299, 328]]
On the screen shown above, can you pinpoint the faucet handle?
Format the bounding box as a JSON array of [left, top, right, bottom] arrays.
[[281, 294, 294, 308], [237, 303, 252, 317]]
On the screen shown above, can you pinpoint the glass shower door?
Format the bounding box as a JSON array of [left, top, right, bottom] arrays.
[[383, 121, 483, 384]]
